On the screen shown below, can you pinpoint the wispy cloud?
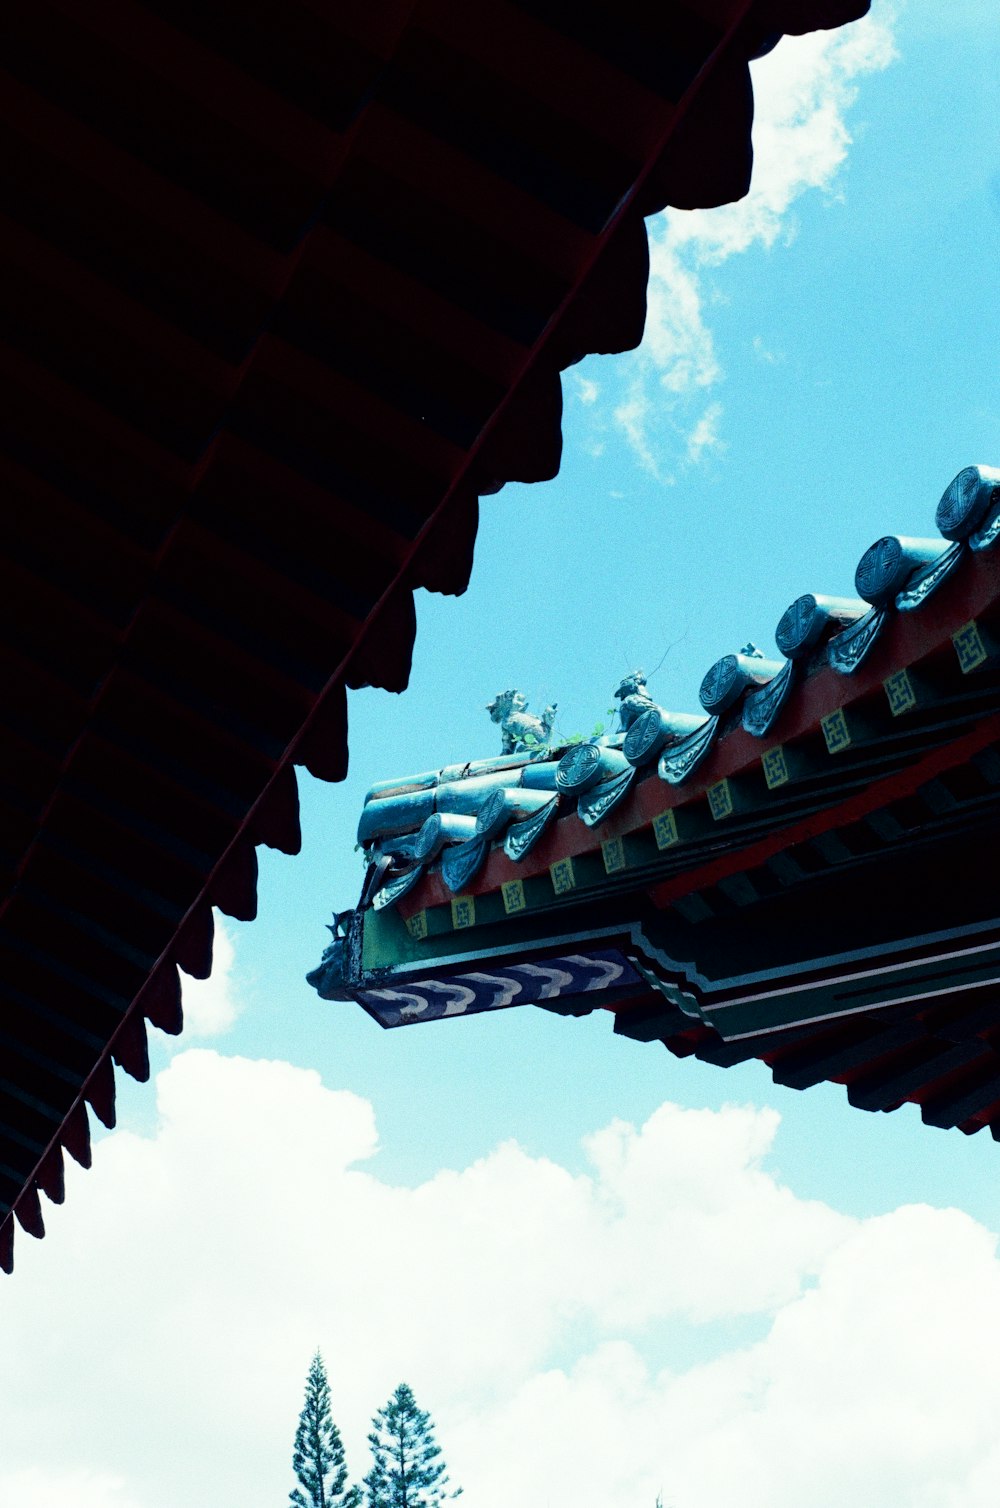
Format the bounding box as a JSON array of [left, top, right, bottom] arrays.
[[686, 401, 725, 464], [613, 379, 670, 482], [752, 334, 783, 365], [614, 10, 897, 477]]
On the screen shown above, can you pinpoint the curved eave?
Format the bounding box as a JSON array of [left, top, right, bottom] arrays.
[[343, 473, 1000, 1140], [0, 0, 870, 1270]]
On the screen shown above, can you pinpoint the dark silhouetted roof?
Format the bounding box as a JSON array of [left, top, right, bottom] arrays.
[[1, 0, 870, 1270]]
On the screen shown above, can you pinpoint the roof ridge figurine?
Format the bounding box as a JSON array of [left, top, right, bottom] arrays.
[[613, 670, 658, 730], [486, 689, 557, 756]]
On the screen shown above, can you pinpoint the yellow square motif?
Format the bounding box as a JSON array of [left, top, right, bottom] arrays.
[[550, 857, 576, 895], [652, 810, 679, 849], [405, 910, 428, 941], [761, 746, 789, 790], [602, 836, 626, 874], [708, 779, 733, 821], [953, 620, 988, 674], [822, 709, 851, 754], [883, 668, 916, 716], [450, 896, 476, 930], [501, 879, 526, 915]]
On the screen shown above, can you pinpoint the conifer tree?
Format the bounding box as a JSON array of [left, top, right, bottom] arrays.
[[290, 1351, 361, 1508], [364, 1382, 461, 1508]]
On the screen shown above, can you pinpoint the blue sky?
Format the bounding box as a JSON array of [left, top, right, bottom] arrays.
[[3, 5, 999, 1506]]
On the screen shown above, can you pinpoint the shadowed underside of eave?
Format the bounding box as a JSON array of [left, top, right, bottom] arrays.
[[0, 0, 870, 1270]]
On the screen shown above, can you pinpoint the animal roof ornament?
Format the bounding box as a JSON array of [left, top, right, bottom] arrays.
[[486, 690, 558, 757], [613, 672, 658, 731]]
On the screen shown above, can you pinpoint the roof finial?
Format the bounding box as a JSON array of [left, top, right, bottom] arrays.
[[485, 689, 557, 756], [613, 669, 656, 730]]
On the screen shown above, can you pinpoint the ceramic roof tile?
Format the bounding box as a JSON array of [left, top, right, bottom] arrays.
[[316, 466, 1000, 1141]]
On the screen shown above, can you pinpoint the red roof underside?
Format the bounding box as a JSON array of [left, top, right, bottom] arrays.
[[0, 0, 869, 1270]]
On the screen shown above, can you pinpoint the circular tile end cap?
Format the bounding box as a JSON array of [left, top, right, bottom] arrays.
[[855, 536, 906, 604], [699, 654, 741, 713], [936, 465, 1000, 541], [623, 707, 667, 764], [775, 594, 823, 658], [474, 788, 507, 838], [412, 814, 444, 862], [556, 742, 604, 793]]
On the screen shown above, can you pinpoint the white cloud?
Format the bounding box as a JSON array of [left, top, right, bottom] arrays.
[[177, 913, 240, 1037], [752, 334, 782, 364], [613, 379, 674, 484], [615, 9, 897, 476], [575, 375, 600, 405], [4, 1047, 1000, 1508], [644, 241, 721, 396], [0, 1470, 144, 1508], [686, 401, 724, 465]]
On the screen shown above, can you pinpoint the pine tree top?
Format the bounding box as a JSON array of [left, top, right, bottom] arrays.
[[290, 1351, 360, 1508], [365, 1383, 461, 1508]]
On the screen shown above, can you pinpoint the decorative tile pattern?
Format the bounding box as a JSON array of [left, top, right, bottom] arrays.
[[954, 620, 988, 674], [895, 542, 963, 611], [708, 779, 734, 820], [501, 879, 526, 915], [884, 668, 916, 716], [550, 857, 576, 895], [602, 836, 626, 873], [373, 865, 425, 910], [451, 896, 476, 929], [359, 949, 642, 1028], [827, 606, 887, 674], [504, 797, 560, 861], [822, 708, 851, 754], [742, 659, 796, 737], [652, 810, 679, 849], [406, 911, 428, 941], [761, 745, 789, 790], [578, 767, 636, 827]]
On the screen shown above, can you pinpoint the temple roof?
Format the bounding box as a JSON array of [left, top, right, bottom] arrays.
[[313, 465, 1000, 1140], [1, 0, 873, 1272]]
